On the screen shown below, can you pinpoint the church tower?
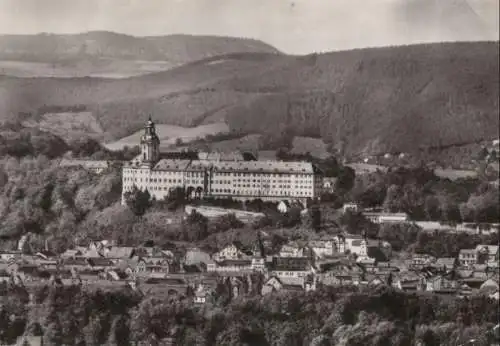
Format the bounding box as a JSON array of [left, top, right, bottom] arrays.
[[140, 116, 160, 165]]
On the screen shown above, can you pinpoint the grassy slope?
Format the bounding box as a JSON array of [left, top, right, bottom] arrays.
[[1, 41, 498, 158]]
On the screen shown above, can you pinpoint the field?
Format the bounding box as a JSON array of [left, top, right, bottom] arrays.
[[187, 134, 263, 153], [104, 122, 229, 150], [21, 111, 104, 141], [291, 136, 330, 159], [0, 59, 175, 78]]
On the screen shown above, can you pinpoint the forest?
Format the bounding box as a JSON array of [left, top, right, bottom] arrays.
[[0, 281, 498, 345]]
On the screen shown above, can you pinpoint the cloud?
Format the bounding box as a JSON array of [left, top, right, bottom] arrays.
[[0, 0, 497, 54]]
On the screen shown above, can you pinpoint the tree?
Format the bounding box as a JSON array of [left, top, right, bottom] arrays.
[[43, 321, 64, 346], [383, 185, 401, 212], [424, 195, 441, 221], [124, 185, 153, 217], [309, 205, 322, 232], [335, 166, 355, 193], [107, 316, 131, 346]]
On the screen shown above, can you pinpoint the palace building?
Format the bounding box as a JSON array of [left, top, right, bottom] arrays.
[[121, 118, 323, 204]]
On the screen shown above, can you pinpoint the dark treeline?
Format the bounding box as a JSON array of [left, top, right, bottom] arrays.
[[347, 166, 499, 223], [0, 125, 140, 160], [0, 283, 498, 346]]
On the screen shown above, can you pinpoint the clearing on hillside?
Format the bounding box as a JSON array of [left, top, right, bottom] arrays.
[[104, 122, 230, 151], [22, 112, 104, 142]]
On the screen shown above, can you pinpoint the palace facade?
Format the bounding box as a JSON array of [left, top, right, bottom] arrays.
[[121, 118, 323, 204]]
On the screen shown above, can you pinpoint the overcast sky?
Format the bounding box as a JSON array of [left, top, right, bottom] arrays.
[[0, 0, 498, 54]]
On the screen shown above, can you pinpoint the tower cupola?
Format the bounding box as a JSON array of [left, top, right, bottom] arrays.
[[140, 116, 160, 164]]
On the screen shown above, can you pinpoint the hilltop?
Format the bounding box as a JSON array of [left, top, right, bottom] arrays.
[[1, 41, 498, 161], [0, 31, 280, 62], [0, 31, 281, 77]]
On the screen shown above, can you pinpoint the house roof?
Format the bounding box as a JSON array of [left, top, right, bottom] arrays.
[[267, 275, 304, 288], [144, 277, 187, 285], [61, 249, 83, 258], [435, 258, 456, 267], [63, 257, 88, 266], [216, 259, 251, 267], [270, 257, 311, 271], [104, 247, 135, 259], [198, 151, 245, 162], [480, 279, 499, 290], [87, 258, 114, 267], [145, 158, 316, 174]]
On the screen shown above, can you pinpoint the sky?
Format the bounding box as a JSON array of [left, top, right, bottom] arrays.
[[0, 0, 498, 54]]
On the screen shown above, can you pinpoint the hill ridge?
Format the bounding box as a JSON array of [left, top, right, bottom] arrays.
[[0, 41, 497, 161], [0, 31, 281, 64]]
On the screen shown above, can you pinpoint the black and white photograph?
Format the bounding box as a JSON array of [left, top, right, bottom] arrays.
[[0, 0, 499, 345]]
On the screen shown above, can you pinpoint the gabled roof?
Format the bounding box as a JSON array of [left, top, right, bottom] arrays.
[[434, 258, 456, 267], [104, 247, 135, 259], [87, 258, 114, 267], [270, 257, 311, 272], [480, 279, 499, 290]]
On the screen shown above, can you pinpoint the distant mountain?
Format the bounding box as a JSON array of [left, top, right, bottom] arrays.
[[0, 41, 498, 161], [0, 31, 281, 64]]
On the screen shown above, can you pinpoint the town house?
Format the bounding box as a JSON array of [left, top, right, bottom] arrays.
[[409, 254, 436, 270], [426, 275, 459, 294], [459, 249, 478, 267], [308, 240, 337, 258], [344, 235, 367, 257], [279, 241, 311, 258], [268, 256, 315, 280], [213, 242, 251, 261]]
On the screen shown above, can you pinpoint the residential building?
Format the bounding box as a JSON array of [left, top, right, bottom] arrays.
[[122, 118, 323, 204], [308, 240, 337, 258], [432, 258, 457, 272], [261, 276, 303, 294], [213, 242, 250, 261], [279, 241, 311, 258], [344, 235, 367, 257], [342, 203, 359, 213], [426, 275, 459, 293], [194, 283, 212, 305], [459, 249, 478, 267], [409, 254, 436, 270], [268, 256, 315, 279], [393, 273, 426, 292]]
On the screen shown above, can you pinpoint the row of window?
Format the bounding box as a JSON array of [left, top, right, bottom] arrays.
[[186, 172, 204, 177], [127, 169, 315, 179], [124, 185, 313, 197], [124, 177, 183, 184]]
